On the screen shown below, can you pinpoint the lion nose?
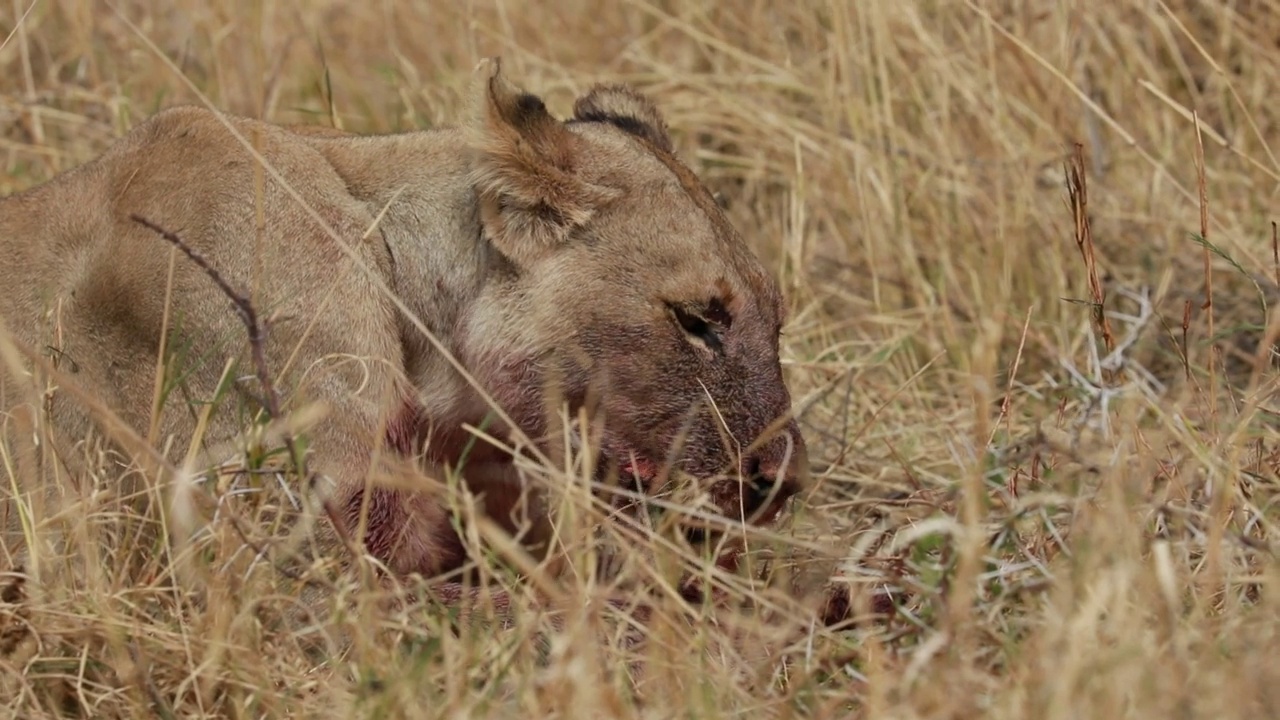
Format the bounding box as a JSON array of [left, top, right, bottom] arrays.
[[740, 427, 807, 521]]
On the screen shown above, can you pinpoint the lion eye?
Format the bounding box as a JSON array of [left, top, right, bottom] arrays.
[[668, 300, 730, 352], [674, 306, 711, 337]]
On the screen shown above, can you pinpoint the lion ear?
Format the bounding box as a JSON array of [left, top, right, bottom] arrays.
[[466, 58, 621, 266], [572, 84, 673, 154]]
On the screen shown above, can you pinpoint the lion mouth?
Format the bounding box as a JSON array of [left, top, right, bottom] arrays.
[[566, 428, 655, 483], [615, 454, 658, 486], [567, 429, 763, 547]]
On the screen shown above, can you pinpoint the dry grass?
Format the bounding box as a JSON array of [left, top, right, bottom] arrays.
[[3, 0, 1280, 717]]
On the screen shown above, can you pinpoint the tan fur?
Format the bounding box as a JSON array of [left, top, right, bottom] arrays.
[[0, 58, 807, 596]]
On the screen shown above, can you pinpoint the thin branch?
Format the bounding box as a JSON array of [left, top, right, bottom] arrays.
[[1065, 142, 1116, 358]]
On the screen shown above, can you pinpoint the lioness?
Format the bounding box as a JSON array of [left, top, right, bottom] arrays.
[[0, 59, 808, 610]]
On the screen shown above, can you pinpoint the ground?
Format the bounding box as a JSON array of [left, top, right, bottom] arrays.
[[2, 1, 1280, 718]]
